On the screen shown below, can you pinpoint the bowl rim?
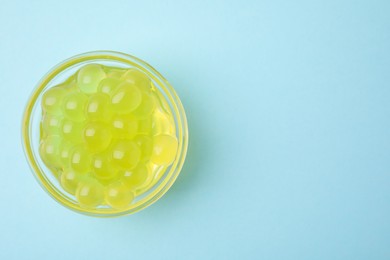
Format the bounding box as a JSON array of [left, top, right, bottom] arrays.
[[22, 50, 188, 217]]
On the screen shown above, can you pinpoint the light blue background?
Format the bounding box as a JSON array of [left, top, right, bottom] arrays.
[[0, 0, 389, 259]]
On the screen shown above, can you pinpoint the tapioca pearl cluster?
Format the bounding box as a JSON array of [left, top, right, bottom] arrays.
[[40, 64, 178, 209]]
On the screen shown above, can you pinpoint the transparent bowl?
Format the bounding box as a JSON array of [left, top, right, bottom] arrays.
[[22, 51, 188, 217]]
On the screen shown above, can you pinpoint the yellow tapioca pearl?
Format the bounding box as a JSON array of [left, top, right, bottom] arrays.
[[121, 164, 149, 190], [39, 135, 61, 168], [69, 146, 91, 174], [121, 69, 151, 92], [132, 92, 156, 119], [61, 119, 84, 144], [92, 153, 119, 181], [62, 92, 88, 122], [41, 86, 67, 115], [42, 114, 63, 136], [152, 110, 175, 135], [77, 64, 106, 94], [134, 135, 153, 162], [98, 78, 121, 95], [106, 69, 124, 79], [83, 122, 112, 153], [111, 113, 138, 139], [111, 82, 142, 114], [111, 140, 141, 169], [105, 182, 134, 209], [137, 118, 152, 135], [58, 141, 73, 167], [60, 168, 85, 195], [85, 93, 113, 122], [76, 180, 104, 208], [151, 135, 178, 165]]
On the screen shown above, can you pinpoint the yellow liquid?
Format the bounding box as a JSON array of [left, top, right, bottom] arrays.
[[39, 64, 178, 209]]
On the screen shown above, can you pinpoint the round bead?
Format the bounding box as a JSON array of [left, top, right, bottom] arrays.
[[111, 114, 138, 139], [151, 135, 178, 165], [58, 141, 73, 167], [62, 92, 88, 122], [121, 164, 149, 190], [76, 180, 104, 208], [42, 114, 62, 136], [152, 110, 175, 135], [77, 64, 106, 94], [41, 86, 67, 115], [39, 135, 61, 168], [60, 169, 83, 195], [61, 119, 84, 144], [107, 69, 124, 79], [132, 92, 156, 119], [111, 140, 141, 169], [85, 93, 113, 122], [83, 122, 112, 152], [134, 135, 153, 162], [97, 78, 121, 95], [110, 82, 142, 114], [105, 182, 134, 209], [121, 69, 151, 92], [69, 146, 91, 174], [92, 153, 119, 181], [137, 118, 152, 135]]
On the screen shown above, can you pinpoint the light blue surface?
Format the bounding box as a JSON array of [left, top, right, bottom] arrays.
[[0, 0, 389, 259]]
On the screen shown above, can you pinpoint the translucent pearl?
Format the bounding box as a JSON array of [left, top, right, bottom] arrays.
[[121, 69, 151, 92], [60, 169, 83, 195], [69, 146, 91, 174], [83, 122, 112, 153], [152, 110, 175, 135], [76, 180, 104, 208], [132, 92, 156, 119], [77, 64, 106, 94], [62, 92, 88, 122], [121, 164, 149, 190], [134, 135, 153, 162], [111, 140, 140, 169], [151, 135, 178, 165], [97, 78, 120, 95], [92, 153, 119, 181], [58, 141, 73, 167], [85, 93, 113, 122], [107, 69, 124, 79], [105, 182, 134, 209], [110, 82, 142, 114], [42, 114, 62, 136], [41, 87, 67, 115], [137, 118, 152, 135], [39, 135, 61, 168], [61, 119, 84, 144], [111, 113, 138, 139]]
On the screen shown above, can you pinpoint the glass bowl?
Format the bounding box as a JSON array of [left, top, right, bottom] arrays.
[[22, 51, 188, 217]]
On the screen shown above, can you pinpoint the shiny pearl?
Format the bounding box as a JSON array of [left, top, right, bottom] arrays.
[[105, 182, 134, 209], [110, 82, 142, 114], [41, 87, 67, 115], [76, 180, 104, 208], [62, 92, 88, 122], [77, 64, 106, 94], [111, 140, 140, 169], [121, 164, 149, 190], [151, 135, 178, 165], [83, 122, 112, 152], [97, 78, 120, 95], [69, 146, 91, 174], [85, 93, 113, 122]]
